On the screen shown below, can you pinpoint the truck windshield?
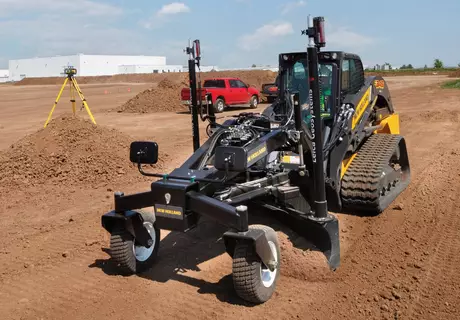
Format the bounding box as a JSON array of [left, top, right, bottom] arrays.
[[284, 59, 333, 114]]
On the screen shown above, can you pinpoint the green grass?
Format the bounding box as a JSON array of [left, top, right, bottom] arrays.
[[365, 67, 458, 73], [441, 79, 460, 89]]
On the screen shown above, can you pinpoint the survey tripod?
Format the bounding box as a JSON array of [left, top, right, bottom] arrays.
[[44, 67, 97, 128]]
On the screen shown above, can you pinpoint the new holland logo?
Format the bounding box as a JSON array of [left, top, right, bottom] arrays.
[[165, 193, 171, 204]]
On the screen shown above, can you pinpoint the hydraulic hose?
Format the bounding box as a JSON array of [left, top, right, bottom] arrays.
[[197, 129, 231, 169]]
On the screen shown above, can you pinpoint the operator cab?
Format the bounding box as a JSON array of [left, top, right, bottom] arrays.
[[276, 51, 365, 125]]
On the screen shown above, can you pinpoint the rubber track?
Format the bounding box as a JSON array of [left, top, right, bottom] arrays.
[[341, 133, 401, 213]]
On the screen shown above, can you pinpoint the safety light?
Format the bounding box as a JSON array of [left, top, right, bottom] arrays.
[[194, 39, 201, 60], [313, 17, 326, 48]]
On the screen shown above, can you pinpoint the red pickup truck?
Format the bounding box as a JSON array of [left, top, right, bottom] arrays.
[[180, 77, 260, 113]]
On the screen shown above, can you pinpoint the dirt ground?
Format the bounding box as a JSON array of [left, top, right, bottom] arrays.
[[1, 74, 460, 320]]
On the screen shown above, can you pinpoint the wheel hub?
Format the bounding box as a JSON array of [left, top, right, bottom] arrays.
[[260, 241, 278, 288], [217, 101, 224, 111], [133, 222, 155, 262]]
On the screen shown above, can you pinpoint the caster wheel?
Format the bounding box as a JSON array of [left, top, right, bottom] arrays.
[[109, 209, 160, 274], [232, 225, 280, 304]]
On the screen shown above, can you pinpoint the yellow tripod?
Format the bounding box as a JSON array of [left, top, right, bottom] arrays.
[[44, 67, 97, 128]]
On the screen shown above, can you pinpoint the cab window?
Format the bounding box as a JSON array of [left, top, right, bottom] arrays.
[[203, 80, 226, 88], [285, 59, 310, 106], [235, 80, 248, 88], [342, 58, 364, 94], [319, 64, 333, 114], [229, 80, 239, 88]]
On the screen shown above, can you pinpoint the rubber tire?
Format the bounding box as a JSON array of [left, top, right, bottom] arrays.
[[249, 95, 259, 109], [232, 225, 281, 304], [214, 98, 225, 113], [109, 209, 160, 275]]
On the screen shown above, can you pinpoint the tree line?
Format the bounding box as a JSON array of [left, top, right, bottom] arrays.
[[251, 59, 460, 70], [368, 59, 460, 71]]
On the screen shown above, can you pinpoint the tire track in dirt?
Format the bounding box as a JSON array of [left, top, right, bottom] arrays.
[[0, 187, 114, 280], [328, 115, 459, 266], [0, 215, 107, 281], [0, 212, 112, 314], [0, 214, 236, 319], [293, 88, 460, 319], [388, 147, 460, 320], [406, 180, 460, 320], [0, 251, 106, 318]]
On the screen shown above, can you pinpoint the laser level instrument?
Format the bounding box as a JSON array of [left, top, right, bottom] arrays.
[[44, 66, 96, 128]]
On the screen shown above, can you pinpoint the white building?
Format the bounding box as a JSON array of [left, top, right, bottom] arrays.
[[183, 65, 219, 73], [218, 66, 278, 72], [118, 64, 184, 74], [7, 54, 175, 82], [0, 69, 9, 83]]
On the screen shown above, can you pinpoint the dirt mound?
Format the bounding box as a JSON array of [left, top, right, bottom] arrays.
[[13, 69, 277, 87], [157, 77, 183, 89], [115, 70, 277, 113], [448, 70, 460, 78], [277, 231, 332, 281], [14, 73, 172, 86], [0, 115, 167, 188], [115, 76, 189, 113]]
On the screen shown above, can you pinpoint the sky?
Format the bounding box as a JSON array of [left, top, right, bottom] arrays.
[[0, 0, 459, 69]]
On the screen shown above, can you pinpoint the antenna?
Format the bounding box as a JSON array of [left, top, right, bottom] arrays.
[[184, 39, 201, 151]]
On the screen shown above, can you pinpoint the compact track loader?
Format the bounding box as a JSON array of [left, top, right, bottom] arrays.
[[100, 16, 410, 304]]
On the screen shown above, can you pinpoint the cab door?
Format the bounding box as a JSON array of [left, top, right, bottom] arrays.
[[235, 79, 252, 104], [318, 62, 339, 119], [228, 79, 246, 104]]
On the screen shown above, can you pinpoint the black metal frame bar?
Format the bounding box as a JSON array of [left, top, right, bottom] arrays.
[[188, 191, 249, 231], [111, 184, 250, 233], [114, 191, 156, 213], [186, 40, 201, 152], [306, 18, 329, 220]]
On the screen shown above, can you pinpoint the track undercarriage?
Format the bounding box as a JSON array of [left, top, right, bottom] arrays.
[[341, 134, 411, 215]]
